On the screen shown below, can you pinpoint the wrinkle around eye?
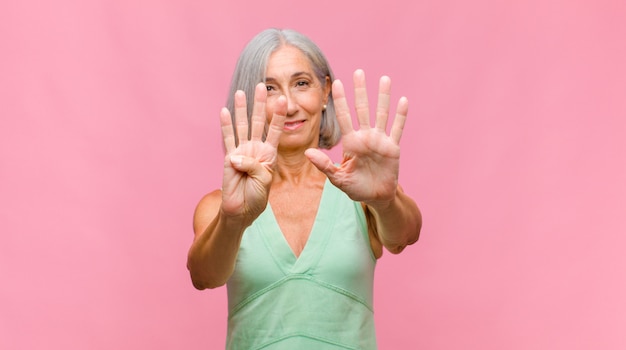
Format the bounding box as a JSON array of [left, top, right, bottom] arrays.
[[266, 85, 281, 96]]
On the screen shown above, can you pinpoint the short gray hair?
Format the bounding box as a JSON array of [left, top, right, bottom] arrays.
[[226, 28, 340, 149]]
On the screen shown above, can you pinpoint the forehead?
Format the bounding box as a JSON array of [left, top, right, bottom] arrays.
[[266, 46, 314, 78]]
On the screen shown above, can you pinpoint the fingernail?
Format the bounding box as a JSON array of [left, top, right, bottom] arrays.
[[230, 155, 243, 167]]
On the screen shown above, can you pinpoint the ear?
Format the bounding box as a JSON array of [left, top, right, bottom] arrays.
[[323, 75, 332, 104]]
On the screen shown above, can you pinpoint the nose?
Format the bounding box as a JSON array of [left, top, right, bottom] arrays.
[[283, 90, 298, 116]]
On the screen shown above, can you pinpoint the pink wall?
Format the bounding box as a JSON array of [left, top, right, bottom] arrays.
[[2, 0, 625, 349]]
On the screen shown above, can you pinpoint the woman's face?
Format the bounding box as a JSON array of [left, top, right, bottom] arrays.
[[265, 45, 330, 151]]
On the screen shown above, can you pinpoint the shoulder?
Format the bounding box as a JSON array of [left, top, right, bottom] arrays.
[[192, 189, 222, 236]]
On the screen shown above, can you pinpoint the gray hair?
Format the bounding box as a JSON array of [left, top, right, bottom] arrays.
[[226, 28, 340, 149]]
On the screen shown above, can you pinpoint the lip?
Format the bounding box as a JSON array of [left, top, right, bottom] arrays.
[[283, 120, 305, 131]]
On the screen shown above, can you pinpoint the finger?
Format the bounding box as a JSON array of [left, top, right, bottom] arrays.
[[265, 95, 287, 148], [375, 76, 391, 131], [390, 96, 409, 144], [304, 148, 337, 179], [250, 83, 267, 141], [331, 79, 354, 136], [220, 107, 236, 154], [353, 69, 371, 129], [234, 90, 248, 145], [229, 155, 270, 181]]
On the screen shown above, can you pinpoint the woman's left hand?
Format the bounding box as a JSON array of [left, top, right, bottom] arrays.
[[305, 69, 408, 208]]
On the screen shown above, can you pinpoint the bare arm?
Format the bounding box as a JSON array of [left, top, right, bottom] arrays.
[[364, 185, 421, 255], [187, 84, 286, 289], [188, 190, 252, 289], [306, 70, 421, 256]]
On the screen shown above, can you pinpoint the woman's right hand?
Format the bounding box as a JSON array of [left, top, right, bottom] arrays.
[[219, 83, 286, 221]]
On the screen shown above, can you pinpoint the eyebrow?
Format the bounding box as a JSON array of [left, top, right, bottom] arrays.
[[265, 71, 314, 83]]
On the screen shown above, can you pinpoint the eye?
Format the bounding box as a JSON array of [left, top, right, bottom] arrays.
[[296, 80, 310, 87], [266, 85, 279, 95]]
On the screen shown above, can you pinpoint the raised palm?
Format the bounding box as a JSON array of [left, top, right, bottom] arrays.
[[306, 70, 408, 206], [220, 83, 286, 219]]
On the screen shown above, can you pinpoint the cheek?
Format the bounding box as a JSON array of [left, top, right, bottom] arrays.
[[265, 102, 274, 123]]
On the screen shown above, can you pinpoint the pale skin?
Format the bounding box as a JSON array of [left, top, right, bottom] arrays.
[[187, 46, 421, 290]]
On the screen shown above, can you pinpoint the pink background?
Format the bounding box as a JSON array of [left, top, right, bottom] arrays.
[[2, 0, 625, 349]]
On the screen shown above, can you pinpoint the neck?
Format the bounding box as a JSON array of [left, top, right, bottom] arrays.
[[274, 149, 325, 186]]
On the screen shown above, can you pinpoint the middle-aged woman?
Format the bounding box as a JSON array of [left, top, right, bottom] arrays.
[[187, 28, 422, 349]]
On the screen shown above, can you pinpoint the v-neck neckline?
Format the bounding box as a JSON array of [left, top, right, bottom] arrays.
[[257, 178, 336, 274]]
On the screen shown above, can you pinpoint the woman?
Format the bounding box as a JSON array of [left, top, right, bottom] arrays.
[[187, 28, 422, 349]]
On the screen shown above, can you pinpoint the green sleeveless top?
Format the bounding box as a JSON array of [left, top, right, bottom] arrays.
[[225, 179, 378, 349]]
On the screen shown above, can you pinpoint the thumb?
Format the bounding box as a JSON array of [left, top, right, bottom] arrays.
[[304, 149, 337, 178], [229, 155, 267, 178]]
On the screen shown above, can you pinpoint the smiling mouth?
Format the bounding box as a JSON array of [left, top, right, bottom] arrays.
[[283, 120, 305, 131]]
